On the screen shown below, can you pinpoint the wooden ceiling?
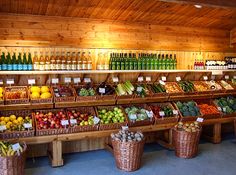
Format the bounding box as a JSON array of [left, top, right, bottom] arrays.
[[1, 0, 236, 30]]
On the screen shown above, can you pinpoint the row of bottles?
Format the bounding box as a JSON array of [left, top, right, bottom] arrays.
[[109, 53, 177, 70], [0, 52, 33, 71], [225, 57, 236, 69]]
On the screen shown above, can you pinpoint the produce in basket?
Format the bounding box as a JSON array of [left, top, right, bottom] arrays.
[[53, 86, 74, 97], [165, 83, 182, 93], [0, 141, 24, 156], [5, 87, 27, 99], [205, 81, 222, 90], [219, 80, 234, 90], [124, 106, 149, 121], [135, 84, 150, 98], [174, 121, 200, 132], [0, 114, 33, 131], [96, 82, 115, 95], [67, 109, 96, 126], [193, 82, 209, 92], [176, 101, 201, 117], [150, 105, 174, 118], [215, 96, 236, 114], [115, 81, 135, 96], [198, 104, 220, 115], [98, 107, 125, 124], [150, 83, 166, 93], [178, 81, 195, 93], [0, 87, 3, 100], [231, 78, 236, 85], [77, 84, 96, 96], [30, 86, 52, 99], [111, 130, 144, 142]]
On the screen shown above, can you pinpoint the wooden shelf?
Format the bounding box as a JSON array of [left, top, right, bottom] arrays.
[[0, 103, 53, 111]]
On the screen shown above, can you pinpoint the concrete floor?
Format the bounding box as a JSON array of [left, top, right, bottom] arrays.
[[25, 137, 236, 175]]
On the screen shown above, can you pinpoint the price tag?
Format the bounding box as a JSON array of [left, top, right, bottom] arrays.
[[233, 76, 236, 79], [196, 117, 204, 123], [0, 80, 3, 85], [203, 76, 208, 81], [146, 77, 151, 82], [137, 86, 143, 92], [161, 76, 166, 81], [159, 80, 166, 85], [223, 107, 226, 113], [159, 111, 165, 117], [12, 143, 21, 151], [64, 77, 71, 83], [145, 110, 154, 118], [225, 75, 229, 80], [0, 125, 6, 131], [93, 116, 100, 125], [28, 79, 36, 85], [176, 76, 181, 82], [122, 126, 129, 131], [129, 114, 137, 120], [84, 78, 91, 83], [6, 79, 14, 85], [61, 120, 69, 126], [73, 78, 81, 84], [173, 110, 178, 115], [99, 88, 106, 94], [70, 119, 77, 125], [112, 77, 119, 83], [138, 76, 144, 82], [217, 107, 222, 111], [52, 78, 59, 84], [23, 123, 32, 129]]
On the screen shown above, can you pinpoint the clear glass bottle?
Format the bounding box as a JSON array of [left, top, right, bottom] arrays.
[[39, 51, 45, 71], [45, 51, 50, 71], [81, 52, 87, 70], [87, 51, 92, 70], [33, 51, 39, 71], [61, 51, 66, 70], [55, 51, 61, 70], [71, 52, 77, 70], [66, 52, 72, 70], [77, 52, 82, 70], [50, 51, 56, 71]]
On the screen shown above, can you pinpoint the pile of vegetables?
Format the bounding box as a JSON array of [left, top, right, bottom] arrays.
[[178, 81, 195, 92], [149, 104, 175, 118], [124, 106, 149, 121], [165, 83, 182, 93], [215, 96, 236, 114], [150, 83, 166, 93], [97, 107, 125, 124], [174, 121, 200, 133], [115, 81, 135, 96], [176, 101, 201, 117], [77, 83, 96, 96], [194, 82, 209, 92], [111, 130, 144, 142], [135, 84, 150, 98], [198, 103, 220, 115], [96, 82, 115, 95]]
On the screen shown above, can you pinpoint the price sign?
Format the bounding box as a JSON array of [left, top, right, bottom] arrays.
[[159, 80, 166, 85], [145, 110, 154, 118], [112, 77, 119, 83], [70, 119, 77, 125], [159, 111, 165, 117], [217, 107, 222, 111], [122, 126, 129, 131], [99, 88, 106, 94], [203, 76, 208, 81], [176, 76, 181, 82], [93, 116, 100, 125], [234, 76, 236, 79], [73, 78, 81, 84], [223, 107, 226, 113], [173, 110, 178, 115], [0, 125, 6, 131], [23, 123, 32, 129], [64, 77, 71, 83], [129, 114, 137, 120], [52, 78, 59, 84], [84, 78, 91, 83], [12, 143, 21, 151], [0, 80, 3, 85], [137, 86, 143, 92], [28, 79, 36, 85], [138, 76, 144, 82], [161, 76, 167, 81], [196, 117, 204, 123], [6, 79, 14, 85], [146, 77, 151, 82], [61, 120, 69, 126], [225, 75, 229, 80]]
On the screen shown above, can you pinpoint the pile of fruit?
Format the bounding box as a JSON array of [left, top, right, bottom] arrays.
[[205, 81, 222, 90], [0, 141, 24, 157], [53, 86, 74, 97], [231, 78, 236, 85], [219, 80, 234, 90], [215, 96, 236, 114], [67, 109, 95, 126], [178, 81, 195, 93], [135, 84, 150, 98], [198, 103, 220, 115], [124, 106, 149, 121], [97, 107, 125, 124], [0, 87, 3, 101], [150, 104, 174, 118], [35, 110, 68, 129], [96, 82, 115, 95], [193, 82, 209, 92], [150, 83, 166, 93], [165, 83, 182, 93], [30, 86, 52, 99], [111, 130, 144, 142], [77, 84, 95, 97], [0, 114, 32, 131], [174, 121, 200, 132], [5, 87, 27, 99], [115, 81, 134, 96], [176, 101, 201, 117]]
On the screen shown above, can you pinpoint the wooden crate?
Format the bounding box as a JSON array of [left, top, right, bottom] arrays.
[[4, 86, 29, 105]]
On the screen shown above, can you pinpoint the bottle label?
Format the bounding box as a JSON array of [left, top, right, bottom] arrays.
[[82, 64, 87, 70], [13, 64, 18, 70], [7, 64, 13, 70], [77, 64, 82, 70], [71, 64, 76, 70], [0, 65, 1, 71], [61, 64, 66, 70], [97, 65, 102, 70], [23, 64, 28, 70], [66, 64, 72, 70], [18, 64, 23, 70], [87, 64, 92, 70], [104, 65, 109, 70], [2, 64, 7, 70], [50, 64, 56, 70], [45, 64, 50, 70]]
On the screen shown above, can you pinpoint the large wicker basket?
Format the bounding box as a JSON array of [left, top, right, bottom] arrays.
[[4, 86, 29, 105], [111, 139, 145, 172], [173, 128, 202, 159], [0, 143, 27, 175]]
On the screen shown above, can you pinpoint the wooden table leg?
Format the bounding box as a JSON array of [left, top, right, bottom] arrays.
[[49, 140, 64, 167], [157, 129, 174, 150], [213, 123, 221, 144]]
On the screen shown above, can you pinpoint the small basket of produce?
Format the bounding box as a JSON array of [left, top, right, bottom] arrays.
[[0, 87, 4, 105], [196, 100, 221, 119], [0, 110, 34, 139], [75, 83, 97, 102], [205, 80, 224, 93], [177, 81, 196, 94], [0, 141, 27, 175], [96, 106, 128, 130], [218, 80, 234, 92], [134, 84, 153, 99], [115, 81, 134, 100], [164, 82, 184, 96], [29, 86, 53, 104], [173, 121, 201, 158], [53, 85, 76, 103], [174, 101, 201, 122], [193, 81, 211, 94], [96, 82, 116, 100], [66, 107, 99, 133], [4, 86, 29, 105], [34, 109, 70, 136], [149, 83, 168, 98], [214, 96, 236, 118], [122, 104, 154, 127], [149, 103, 179, 124], [111, 129, 145, 172]]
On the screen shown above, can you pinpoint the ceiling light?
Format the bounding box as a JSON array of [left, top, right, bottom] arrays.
[[194, 4, 202, 9]]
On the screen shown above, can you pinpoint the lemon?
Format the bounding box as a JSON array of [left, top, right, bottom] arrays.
[[40, 92, 52, 99], [0, 121, 6, 125], [30, 86, 41, 93], [0, 87, 3, 93], [10, 115, 16, 121], [13, 120, 18, 125], [7, 121, 12, 126], [31, 92, 40, 99], [4, 117, 10, 123], [0, 116, 5, 121], [17, 117, 23, 122], [41, 86, 50, 93], [0, 93, 3, 98]]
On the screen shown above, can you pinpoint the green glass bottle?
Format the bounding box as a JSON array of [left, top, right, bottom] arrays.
[[141, 53, 145, 70], [159, 54, 163, 70], [174, 54, 177, 69], [150, 54, 154, 70], [22, 52, 28, 70], [157, 54, 160, 70], [109, 53, 112, 70], [121, 53, 125, 70], [12, 52, 17, 70], [7, 53, 13, 71], [154, 54, 157, 70], [169, 54, 173, 70], [165, 54, 169, 70], [133, 53, 137, 70], [137, 54, 141, 70], [28, 52, 33, 70], [125, 53, 128, 70], [116, 53, 120, 70], [0, 54, 2, 71], [18, 53, 23, 71]]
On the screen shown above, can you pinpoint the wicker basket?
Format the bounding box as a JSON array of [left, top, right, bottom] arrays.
[[213, 100, 236, 118], [74, 85, 98, 102], [4, 86, 29, 105], [111, 139, 145, 172], [122, 104, 154, 127], [149, 102, 179, 125], [193, 81, 212, 95], [0, 110, 34, 139], [173, 128, 202, 159], [133, 83, 153, 99], [33, 109, 70, 136], [29, 86, 54, 104], [53, 85, 76, 103], [164, 82, 184, 96], [66, 107, 99, 133], [0, 143, 27, 175], [96, 106, 128, 131]]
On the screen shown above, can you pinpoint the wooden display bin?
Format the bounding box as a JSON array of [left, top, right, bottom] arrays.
[[53, 85, 76, 103], [4, 86, 29, 105], [29, 86, 54, 104]]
